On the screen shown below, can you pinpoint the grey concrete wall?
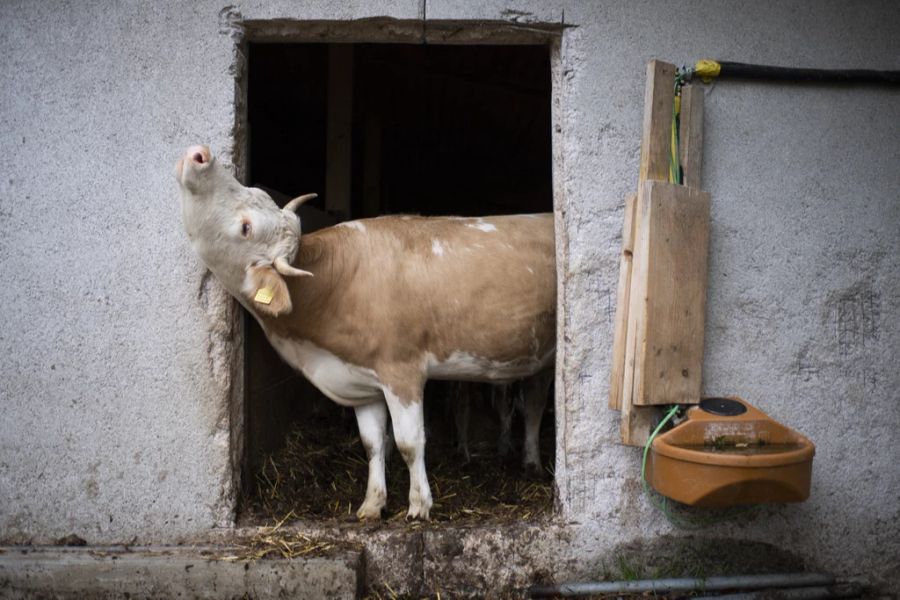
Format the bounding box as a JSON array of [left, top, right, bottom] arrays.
[[1, 0, 897, 590]]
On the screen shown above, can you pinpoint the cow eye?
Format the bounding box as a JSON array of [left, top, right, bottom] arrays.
[[241, 221, 251, 237]]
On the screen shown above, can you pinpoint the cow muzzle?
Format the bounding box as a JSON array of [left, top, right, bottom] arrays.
[[186, 145, 211, 165], [175, 144, 214, 186]]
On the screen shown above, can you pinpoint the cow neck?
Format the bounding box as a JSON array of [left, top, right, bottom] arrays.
[[259, 228, 354, 342]]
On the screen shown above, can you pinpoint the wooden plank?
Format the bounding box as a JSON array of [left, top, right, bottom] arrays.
[[632, 180, 710, 406], [622, 183, 652, 413], [620, 400, 661, 447], [620, 191, 656, 446], [617, 59, 675, 416], [325, 44, 354, 218], [639, 60, 677, 184], [679, 84, 705, 189], [609, 192, 638, 410]]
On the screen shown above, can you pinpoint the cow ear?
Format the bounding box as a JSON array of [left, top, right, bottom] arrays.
[[242, 264, 292, 317]]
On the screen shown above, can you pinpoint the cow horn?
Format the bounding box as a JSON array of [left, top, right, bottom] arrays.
[[274, 256, 313, 278], [283, 193, 318, 214]]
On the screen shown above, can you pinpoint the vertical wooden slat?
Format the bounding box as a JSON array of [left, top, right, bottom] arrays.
[[609, 192, 638, 409], [621, 394, 661, 447], [619, 60, 678, 446], [325, 44, 354, 218], [622, 183, 652, 412], [679, 84, 705, 189], [639, 60, 677, 183], [622, 60, 676, 415], [620, 185, 657, 446]]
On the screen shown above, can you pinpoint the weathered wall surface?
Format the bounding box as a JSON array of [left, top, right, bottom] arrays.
[[543, 0, 900, 589], [1, 0, 897, 591], [0, 0, 419, 544]]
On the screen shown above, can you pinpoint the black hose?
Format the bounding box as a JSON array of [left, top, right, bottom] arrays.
[[712, 61, 900, 85]]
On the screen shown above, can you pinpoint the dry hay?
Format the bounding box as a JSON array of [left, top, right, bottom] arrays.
[[243, 413, 554, 527], [221, 512, 357, 561]]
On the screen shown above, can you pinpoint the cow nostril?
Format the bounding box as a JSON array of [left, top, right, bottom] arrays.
[[193, 152, 205, 164]]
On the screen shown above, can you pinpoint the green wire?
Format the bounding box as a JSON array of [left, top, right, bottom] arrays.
[[669, 66, 694, 186], [641, 405, 680, 486]]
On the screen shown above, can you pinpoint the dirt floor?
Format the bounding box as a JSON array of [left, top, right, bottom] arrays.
[[242, 384, 556, 529]]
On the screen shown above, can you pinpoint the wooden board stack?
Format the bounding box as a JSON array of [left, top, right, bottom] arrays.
[[609, 60, 710, 446]]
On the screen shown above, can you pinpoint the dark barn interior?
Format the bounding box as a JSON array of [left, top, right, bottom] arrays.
[[242, 42, 555, 523]]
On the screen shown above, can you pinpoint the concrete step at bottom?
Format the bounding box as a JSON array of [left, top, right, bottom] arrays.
[[0, 545, 363, 599]]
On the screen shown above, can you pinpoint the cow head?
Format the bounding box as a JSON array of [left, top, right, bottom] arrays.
[[175, 145, 316, 317]]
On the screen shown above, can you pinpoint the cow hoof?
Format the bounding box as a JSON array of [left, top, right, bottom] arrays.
[[356, 502, 384, 521], [405, 503, 431, 520], [523, 460, 544, 478]]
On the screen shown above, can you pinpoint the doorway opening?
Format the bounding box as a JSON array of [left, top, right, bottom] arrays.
[[240, 41, 555, 524]]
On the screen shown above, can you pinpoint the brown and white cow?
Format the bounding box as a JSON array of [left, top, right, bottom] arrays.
[[175, 145, 556, 519]]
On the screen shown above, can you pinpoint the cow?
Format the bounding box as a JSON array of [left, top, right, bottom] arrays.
[[491, 374, 553, 470], [447, 376, 552, 471], [175, 145, 556, 520]]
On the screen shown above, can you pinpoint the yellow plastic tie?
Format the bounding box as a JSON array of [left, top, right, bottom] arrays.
[[694, 59, 721, 83]]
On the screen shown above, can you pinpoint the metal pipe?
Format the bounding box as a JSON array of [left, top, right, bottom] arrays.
[[695, 582, 863, 600], [528, 572, 835, 597]]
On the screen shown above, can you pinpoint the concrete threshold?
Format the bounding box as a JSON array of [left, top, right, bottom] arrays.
[[0, 545, 363, 599]]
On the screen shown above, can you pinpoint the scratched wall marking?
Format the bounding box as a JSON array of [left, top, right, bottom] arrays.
[[828, 284, 882, 394]]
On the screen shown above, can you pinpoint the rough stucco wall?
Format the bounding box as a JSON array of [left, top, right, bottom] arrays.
[[0, 0, 420, 544], [1, 0, 898, 590], [541, 0, 900, 587], [0, 2, 238, 543]]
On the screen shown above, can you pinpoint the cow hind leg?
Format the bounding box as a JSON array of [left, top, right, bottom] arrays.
[[522, 371, 552, 473], [382, 383, 432, 520], [492, 383, 515, 458], [354, 401, 389, 520], [453, 383, 471, 463]]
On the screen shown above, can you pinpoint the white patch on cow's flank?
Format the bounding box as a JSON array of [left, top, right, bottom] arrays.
[[267, 335, 382, 406], [337, 221, 366, 232], [426, 350, 549, 382], [527, 267, 534, 274], [466, 218, 497, 233], [431, 239, 445, 256]]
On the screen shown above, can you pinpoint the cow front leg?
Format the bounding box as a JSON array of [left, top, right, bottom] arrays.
[[382, 384, 432, 520], [354, 401, 389, 520]]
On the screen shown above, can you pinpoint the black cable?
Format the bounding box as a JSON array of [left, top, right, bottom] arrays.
[[713, 61, 900, 85]]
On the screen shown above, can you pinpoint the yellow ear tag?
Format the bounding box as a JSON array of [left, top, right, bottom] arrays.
[[254, 286, 274, 305]]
